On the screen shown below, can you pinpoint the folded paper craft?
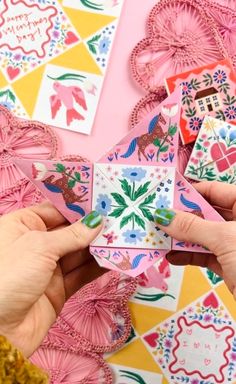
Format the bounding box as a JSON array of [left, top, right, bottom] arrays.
[[165, 59, 236, 145], [185, 115, 236, 183], [16, 89, 224, 277]]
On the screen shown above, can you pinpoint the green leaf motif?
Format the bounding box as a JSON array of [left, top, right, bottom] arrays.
[[185, 107, 196, 118], [139, 193, 156, 206], [88, 34, 101, 44], [47, 73, 86, 82], [120, 370, 147, 384], [218, 82, 230, 95], [80, 0, 103, 10], [223, 94, 236, 106], [125, 326, 136, 344], [54, 163, 66, 173], [8, 90, 16, 102], [111, 192, 127, 207], [87, 34, 101, 54], [182, 94, 193, 106], [139, 206, 154, 221], [119, 179, 132, 199], [190, 78, 201, 90], [75, 172, 81, 181], [134, 213, 145, 230], [120, 213, 134, 229], [215, 110, 226, 121], [206, 269, 222, 285], [168, 124, 177, 136], [203, 73, 213, 87], [134, 293, 175, 301], [68, 179, 76, 189], [109, 206, 126, 218], [133, 181, 151, 201], [88, 43, 97, 54], [195, 142, 202, 151], [159, 145, 169, 153], [153, 138, 161, 147]]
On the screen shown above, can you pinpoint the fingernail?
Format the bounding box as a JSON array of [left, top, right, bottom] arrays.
[[81, 210, 102, 228], [154, 208, 176, 227]]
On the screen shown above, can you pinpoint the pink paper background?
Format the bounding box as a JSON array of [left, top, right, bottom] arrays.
[[53, 0, 157, 161]]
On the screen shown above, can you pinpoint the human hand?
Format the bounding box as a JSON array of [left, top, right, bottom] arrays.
[[154, 181, 236, 299], [0, 202, 104, 357]]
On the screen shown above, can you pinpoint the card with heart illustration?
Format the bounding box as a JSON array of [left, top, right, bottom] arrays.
[[185, 116, 236, 183], [165, 59, 236, 145]]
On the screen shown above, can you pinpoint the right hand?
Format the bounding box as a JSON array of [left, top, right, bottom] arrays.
[[154, 181, 236, 299]]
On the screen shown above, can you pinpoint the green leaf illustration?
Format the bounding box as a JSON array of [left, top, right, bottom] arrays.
[[68, 179, 76, 189], [218, 82, 230, 94], [203, 73, 213, 87], [153, 138, 161, 147], [215, 109, 226, 121], [133, 181, 151, 201], [87, 34, 101, 54], [119, 179, 132, 199], [195, 142, 202, 150], [223, 94, 236, 106], [54, 163, 66, 173], [125, 326, 136, 344], [8, 90, 16, 102], [182, 94, 193, 106], [185, 107, 196, 117], [139, 193, 156, 206], [159, 145, 169, 152], [0, 90, 8, 98], [109, 206, 126, 218], [111, 192, 127, 207], [47, 73, 86, 82], [187, 165, 198, 176], [134, 213, 145, 230], [139, 206, 154, 221], [120, 213, 134, 229], [168, 124, 177, 136], [120, 370, 147, 384], [207, 269, 222, 285], [75, 172, 81, 181], [80, 0, 103, 10], [134, 293, 175, 301], [190, 78, 201, 90]]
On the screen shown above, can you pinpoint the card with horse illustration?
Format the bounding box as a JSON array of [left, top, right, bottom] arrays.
[[185, 116, 236, 183], [166, 59, 236, 145], [15, 159, 93, 224]]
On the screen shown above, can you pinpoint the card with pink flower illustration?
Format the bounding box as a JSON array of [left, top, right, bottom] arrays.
[[142, 291, 236, 383], [185, 116, 236, 183], [166, 59, 236, 144]]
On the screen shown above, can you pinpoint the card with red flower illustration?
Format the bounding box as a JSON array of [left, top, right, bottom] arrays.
[[15, 159, 93, 223], [0, 0, 80, 82], [185, 116, 236, 183], [165, 59, 236, 144], [142, 291, 236, 384]]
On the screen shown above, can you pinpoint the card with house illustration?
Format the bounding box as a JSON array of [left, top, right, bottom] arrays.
[[165, 59, 236, 144], [185, 116, 236, 183], [15, 159, 93, 223]]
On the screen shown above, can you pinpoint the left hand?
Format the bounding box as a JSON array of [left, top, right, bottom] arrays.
[[0, 202, 104, 357]]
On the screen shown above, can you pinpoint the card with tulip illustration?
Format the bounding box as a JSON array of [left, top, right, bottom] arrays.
[[165, 59, 236, 144], [185, 116, 236, 183]]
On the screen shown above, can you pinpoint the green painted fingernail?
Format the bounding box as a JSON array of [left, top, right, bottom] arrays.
[[154, 208, 176, 227], [81, 210, 102, 228]]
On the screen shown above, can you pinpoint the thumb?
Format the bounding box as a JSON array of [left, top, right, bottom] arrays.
[[43, 210, 103, 258], [154, 208, 226, 252]]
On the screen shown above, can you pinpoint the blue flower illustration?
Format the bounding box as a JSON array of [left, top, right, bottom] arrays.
[[122, 229, 146, 244], [189, 117, 202, 132], [0, 101, 14, 110], [95, 194, 112, 216], [156, 195, 171, 209], [98, 36, 111, 55], [225, 106, 236, 120], [181, 81, 192, 95], [122, 167, 147, 182], [229, 130, 236, 141], [213, 69, 227, 84], [219, 127, 227, 139]]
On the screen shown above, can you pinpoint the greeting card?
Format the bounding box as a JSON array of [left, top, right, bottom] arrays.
[[165, 59, 236, 144], [185, 115, 236, 183], [0, 0, 124, 134]]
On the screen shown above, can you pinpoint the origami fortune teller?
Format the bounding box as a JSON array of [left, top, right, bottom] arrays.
[[17, 88, 224, 277]]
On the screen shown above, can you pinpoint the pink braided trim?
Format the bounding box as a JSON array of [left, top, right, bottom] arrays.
[[130, 0, 228, 92], [130, 87, 168, 129], [34, 344, 113, 384]]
